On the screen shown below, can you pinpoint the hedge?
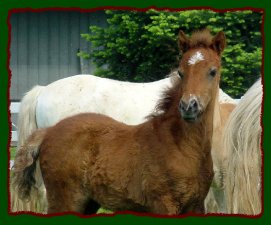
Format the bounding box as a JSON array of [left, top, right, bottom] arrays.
[[78, 9, 262, 98]]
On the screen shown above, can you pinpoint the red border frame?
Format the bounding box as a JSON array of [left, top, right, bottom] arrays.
[[6, 6, 265, 219]]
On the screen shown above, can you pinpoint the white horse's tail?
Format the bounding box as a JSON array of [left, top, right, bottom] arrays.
[[223, 79, 262, 215], [17, 85, 45, 149]]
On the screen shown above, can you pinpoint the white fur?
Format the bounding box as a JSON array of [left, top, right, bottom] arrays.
[[36, 75, 172, 127], [219, 89, 239, 104], [17, 86, 45, 149], [36, 75, 234, 128], [188, 51, 204, 65], [223, 78, 262, 215]]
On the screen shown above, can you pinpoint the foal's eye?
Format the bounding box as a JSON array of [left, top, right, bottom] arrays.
[[178, 70, 184, 79], [209, 68, 217, 77]]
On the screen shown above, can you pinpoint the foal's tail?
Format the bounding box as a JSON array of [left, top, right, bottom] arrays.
[[17, 85, 45, 149], [12, 129, 47, 203], [223, 78, 262, 215], [12, 85, 46, 213]]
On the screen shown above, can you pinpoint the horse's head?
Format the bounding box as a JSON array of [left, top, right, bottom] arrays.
[[177, 29, 226, 123]]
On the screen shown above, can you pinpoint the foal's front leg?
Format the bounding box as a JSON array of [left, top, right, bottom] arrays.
[[181, 200, 205, 214], [150, 195, 179, 215], [150, 195, 205, 215]]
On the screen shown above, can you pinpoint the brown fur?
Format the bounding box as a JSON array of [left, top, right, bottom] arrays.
[[12, 29, 225, 215], [12, 129, 47, 201], [179, 28, 226, 55]]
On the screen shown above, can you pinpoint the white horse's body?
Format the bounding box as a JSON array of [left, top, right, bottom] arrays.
[[35, 74, 235, 127], [36, 75, 172, 128], [223, 78, 262, 215], [13, 74, 237, 213]]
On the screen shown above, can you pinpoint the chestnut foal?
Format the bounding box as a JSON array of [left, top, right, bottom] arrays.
[[13, 29, 225, 215]]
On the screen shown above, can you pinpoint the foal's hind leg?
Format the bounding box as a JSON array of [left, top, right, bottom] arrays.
[[46, 183, 92, 214]]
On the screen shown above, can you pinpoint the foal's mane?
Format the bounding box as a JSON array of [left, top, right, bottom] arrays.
[[188, 29, 214, 48], [149, 74, 181, 118]]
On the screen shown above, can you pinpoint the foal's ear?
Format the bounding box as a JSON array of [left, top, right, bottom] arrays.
[[178, 30, 190, 53], [212, 31, 226, 55]]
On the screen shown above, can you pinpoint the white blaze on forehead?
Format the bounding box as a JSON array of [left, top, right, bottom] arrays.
[[188, 51, 204, 65]]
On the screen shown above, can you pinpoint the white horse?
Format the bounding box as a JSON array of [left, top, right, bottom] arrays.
[[222, 78, 262, 215], [11, 73, 237, 213]]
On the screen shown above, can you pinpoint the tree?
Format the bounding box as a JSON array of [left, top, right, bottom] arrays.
[[78, 9, 262, 98]]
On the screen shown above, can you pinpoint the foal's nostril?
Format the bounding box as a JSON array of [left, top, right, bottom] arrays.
[[190, 99, 198, 109], [180, 100, 187, 111], [180, 98, 199, 112]]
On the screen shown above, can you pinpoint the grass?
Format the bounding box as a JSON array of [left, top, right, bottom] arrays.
[[97, 208, 113, 214], [10, 147, 17, 160]]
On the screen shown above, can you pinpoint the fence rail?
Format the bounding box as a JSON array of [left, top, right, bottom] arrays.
[[10, 102, 20, 145]]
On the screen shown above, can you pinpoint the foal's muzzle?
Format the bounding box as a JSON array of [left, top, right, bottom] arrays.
[[179, 97, 202, 122]]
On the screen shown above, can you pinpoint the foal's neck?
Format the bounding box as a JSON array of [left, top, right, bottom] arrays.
[[201, 88, 219, 141], [168, 86, 219, 152]]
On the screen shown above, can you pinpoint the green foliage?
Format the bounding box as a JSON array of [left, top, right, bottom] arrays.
[[79, 10, 262, 98]]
